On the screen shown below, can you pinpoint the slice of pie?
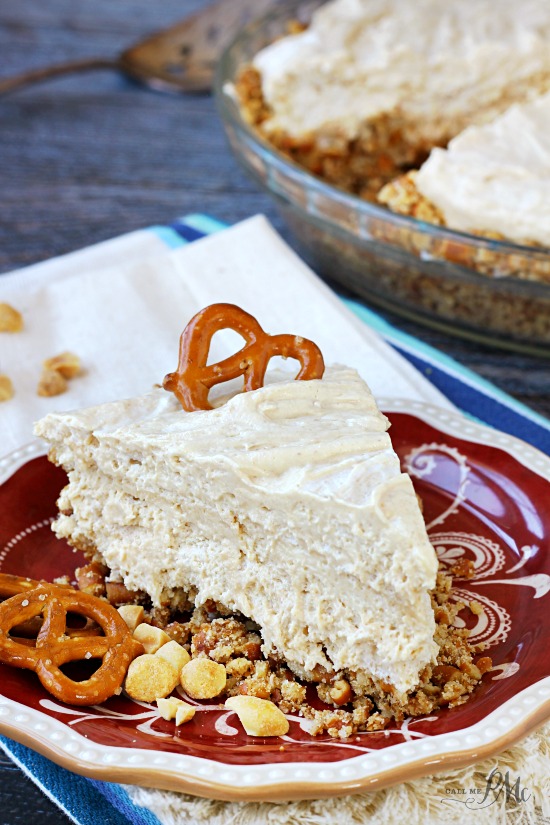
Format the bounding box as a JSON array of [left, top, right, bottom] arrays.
[[35, 363, 438, 697]]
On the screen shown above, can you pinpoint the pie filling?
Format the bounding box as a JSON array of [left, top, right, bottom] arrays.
[[36, 363, 491, 736]]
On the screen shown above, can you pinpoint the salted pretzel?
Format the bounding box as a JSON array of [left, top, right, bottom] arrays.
[[0, 573, 100, 642], [163, 303, 325, 411], [0, 574, 143, 705], [0, 573, 42, 600]]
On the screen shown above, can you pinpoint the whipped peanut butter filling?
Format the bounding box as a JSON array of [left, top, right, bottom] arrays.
[[415, 91, 550, 248], [35, 366, 438, 694], [253, 0, 550, 144]]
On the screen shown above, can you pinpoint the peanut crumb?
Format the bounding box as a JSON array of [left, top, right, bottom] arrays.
[[133, 623, 171, 655], [0, 375, 14, 402], [450, 558, 476, 579], [157, 697, 196, 726], [43, 351, 82, 379], [37, 367, 68, 397], [0, 303, 23, 332]]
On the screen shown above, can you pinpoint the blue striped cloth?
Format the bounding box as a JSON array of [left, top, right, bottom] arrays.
[[1, 213, 549, 825]]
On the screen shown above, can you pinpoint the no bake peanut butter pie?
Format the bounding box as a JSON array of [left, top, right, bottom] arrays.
[[30, 305, 490, 737]]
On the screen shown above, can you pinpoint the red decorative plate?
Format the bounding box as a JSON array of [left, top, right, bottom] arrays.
[[1, 400, 550, 801]]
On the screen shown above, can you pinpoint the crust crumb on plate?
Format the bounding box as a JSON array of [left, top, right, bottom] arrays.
[[82, 563, 491, 739]]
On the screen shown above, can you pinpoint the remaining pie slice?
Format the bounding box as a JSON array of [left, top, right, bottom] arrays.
[[378, 90, 550, 252], [35, 365, 438, 696]]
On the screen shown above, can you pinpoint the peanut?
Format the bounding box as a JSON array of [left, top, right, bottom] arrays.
[[43, 351, 81, 379], [0, 375, 14, 402], [180, 658, 226, 699], [117, 605, 145, 633], [0, 303, 23, 332], [133, 623, 171, 654], [225, 696, 289, 737], [157, 697, 196, 726], [175, 702, 196, 726], [37, 367, 67, 397], [156, 639, 190, 673], [125, 654, 179, 702]]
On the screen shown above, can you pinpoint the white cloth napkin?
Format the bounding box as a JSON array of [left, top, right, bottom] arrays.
[[0, 215, 452, 457]]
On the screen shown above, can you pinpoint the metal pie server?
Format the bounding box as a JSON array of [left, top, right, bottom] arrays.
[[0, 0, 275, 96]]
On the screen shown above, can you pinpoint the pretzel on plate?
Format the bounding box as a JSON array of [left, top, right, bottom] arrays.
[[163, 303, 325, 411], [0, 573, 143, 705], [0, 573, 100, 642]]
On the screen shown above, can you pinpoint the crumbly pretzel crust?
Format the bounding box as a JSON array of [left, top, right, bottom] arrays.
[[76, 559, 491, 739]]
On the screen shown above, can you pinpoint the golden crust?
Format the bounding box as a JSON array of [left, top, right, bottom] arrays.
[[73, 550, 492, 739]]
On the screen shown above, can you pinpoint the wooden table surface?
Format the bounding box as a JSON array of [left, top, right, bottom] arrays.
[[1, 1, 549, 822]]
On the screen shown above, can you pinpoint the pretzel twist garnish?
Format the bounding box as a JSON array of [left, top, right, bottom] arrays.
[[163, 303, 325, 411], [0, 574, 143, 705]]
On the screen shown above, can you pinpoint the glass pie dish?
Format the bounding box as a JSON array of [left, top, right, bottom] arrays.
[[214, 0, 550, 356]]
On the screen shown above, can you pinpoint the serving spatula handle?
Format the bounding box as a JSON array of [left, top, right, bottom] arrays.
[[0, 58, 119, 97]]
